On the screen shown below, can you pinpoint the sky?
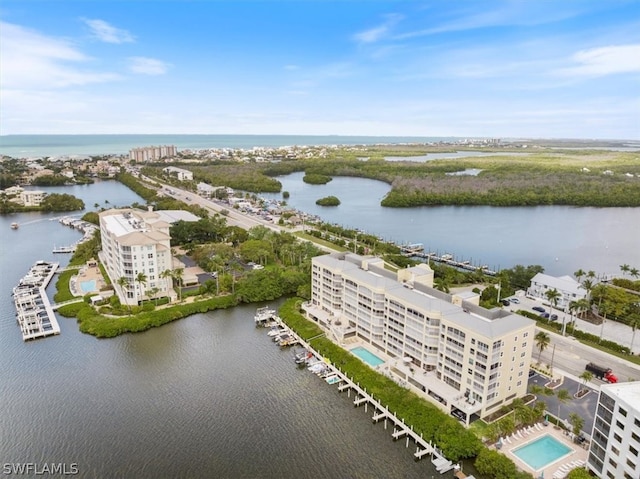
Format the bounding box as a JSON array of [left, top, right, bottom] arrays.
[[1, 0, 639, 139]]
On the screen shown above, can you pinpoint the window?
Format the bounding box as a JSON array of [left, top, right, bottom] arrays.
[[619, 407, 627, 417], [148, 253, 153, 259], [614, 433, 622, 443], [616, 420, 624, 430]]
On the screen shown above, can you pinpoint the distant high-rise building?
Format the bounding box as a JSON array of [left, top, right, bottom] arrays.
[[129, 145, 177, 162]]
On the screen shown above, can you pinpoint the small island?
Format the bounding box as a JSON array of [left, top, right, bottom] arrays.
[[315, 195, 341, 206], [303, 173, 332, 185]]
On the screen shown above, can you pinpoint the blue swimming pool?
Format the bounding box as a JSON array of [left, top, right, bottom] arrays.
[[80, 280, 97, 293], [512, 434, 572, 471], [350, 346, 385, 367]]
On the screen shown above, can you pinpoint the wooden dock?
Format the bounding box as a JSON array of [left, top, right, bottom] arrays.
[[13, 261, 61, 341], [286, 326, 458, 469]]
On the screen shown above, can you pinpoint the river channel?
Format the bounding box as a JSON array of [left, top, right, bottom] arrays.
[[261, 172, 640, 277], [0, 181, 448, 478]]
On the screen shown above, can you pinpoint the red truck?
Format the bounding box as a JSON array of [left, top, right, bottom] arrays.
[[586, 362, 618, 383]]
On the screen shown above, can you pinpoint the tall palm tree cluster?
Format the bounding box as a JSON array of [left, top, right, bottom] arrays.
[[116, 267, 185, 311]]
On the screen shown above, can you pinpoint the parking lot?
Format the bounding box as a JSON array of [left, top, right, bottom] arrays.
[[527, 371, 598, 436]]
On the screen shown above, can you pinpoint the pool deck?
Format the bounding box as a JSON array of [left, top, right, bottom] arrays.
[[70, 263, 106, 297], [499, 423, 588, 478]]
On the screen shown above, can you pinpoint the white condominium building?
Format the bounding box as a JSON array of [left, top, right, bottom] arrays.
[[99, 208, 173, 305], [129, 145, 177, 162], [20, 190, 46, 207], [305, 252, 536, 423], [162, 166, 194, 181], [588, 382, 640, 479], [527, 273, 587, 310]]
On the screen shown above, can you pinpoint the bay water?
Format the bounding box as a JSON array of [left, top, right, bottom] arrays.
[[0, 181, 445, 478]]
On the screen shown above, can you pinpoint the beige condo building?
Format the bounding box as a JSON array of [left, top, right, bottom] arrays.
[[129, 145, 177, 162], [99, 208, 174, 305], [304, 252, 536, 423]]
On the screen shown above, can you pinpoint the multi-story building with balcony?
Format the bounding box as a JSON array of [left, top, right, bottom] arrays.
[[129, 145, 177, 162], [527, 273, 587, 310], [99, 208, 174, 305], [304, 252, 536, 424], [588, 382, 640, 479]]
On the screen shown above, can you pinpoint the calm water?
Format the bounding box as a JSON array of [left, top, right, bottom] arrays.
[[0, 181, 445, 478], [0, 134, 457, 158], [262, 172, 640, 276]]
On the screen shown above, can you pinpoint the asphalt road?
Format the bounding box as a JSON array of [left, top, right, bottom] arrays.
[[149, 176, 640, 383]]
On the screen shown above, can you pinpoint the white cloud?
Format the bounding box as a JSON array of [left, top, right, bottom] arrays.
[[557, 44, 640, 77], [0, 21, 120, 89], [83, 19, 134, 44], [128, 57, 170, 75], [353, 14, 403, 44]]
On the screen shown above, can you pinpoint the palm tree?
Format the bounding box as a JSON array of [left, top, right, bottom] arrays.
[[173, 268, 184, 301], [629, 314, 640, 353], [434, 277, 450, 293], [135, 272, 148, 305], [545, 288, 561, 321], [116, 276, 131, 313], [630, 267, 640, 280], [568, 412, 584, 437], [556, 388, 570, 422], [581, 279, 594, 299], [535, 331, 550, 364], [620, 264, 631, 277], [578, 371, 593, 396], [574, 269, 585, 284], [146, 286, 160, 306], [160, 269, 174, 299]]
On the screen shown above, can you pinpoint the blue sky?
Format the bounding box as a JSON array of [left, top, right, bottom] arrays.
[[1, 1, 639, 139]]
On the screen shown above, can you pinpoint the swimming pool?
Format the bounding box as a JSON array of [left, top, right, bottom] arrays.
[[80, 279, 97, 293], [512, 434, 572, 471], [350, 346, 385, 367]]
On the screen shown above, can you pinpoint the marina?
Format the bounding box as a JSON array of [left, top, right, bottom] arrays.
[[52, 216, 98, 254], [400, 243, 496, 275], [262, 309, 459, 474], [12, 261, 61, 341]]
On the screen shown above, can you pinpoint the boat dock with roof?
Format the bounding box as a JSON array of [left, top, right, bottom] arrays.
[[13, 261, 61, 340]]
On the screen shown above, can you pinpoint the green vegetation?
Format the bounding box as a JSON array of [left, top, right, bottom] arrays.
[[59, 294, 239, 338], [315, 195, 340, 206], [31, 174, 69, 186], [279, 298, 533, 477], [40, 193, 85, 212], [53, 268, 79, 303], [303, 173, 332, 184]]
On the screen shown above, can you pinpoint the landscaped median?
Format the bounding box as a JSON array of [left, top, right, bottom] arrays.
[[279, 298, 536, 479], [57, 294, 239, 338]]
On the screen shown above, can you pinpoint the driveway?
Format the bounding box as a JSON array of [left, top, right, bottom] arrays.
[[528, 371, 598, 437]]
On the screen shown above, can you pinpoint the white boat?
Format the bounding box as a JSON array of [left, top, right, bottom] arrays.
[[11, 222, 19, 229], [254, 306, 277, 324]]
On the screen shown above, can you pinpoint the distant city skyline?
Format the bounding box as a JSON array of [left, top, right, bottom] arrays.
[[1, 1, 638, 139]]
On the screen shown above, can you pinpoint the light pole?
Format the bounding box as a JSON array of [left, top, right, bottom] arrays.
[[562, 304, 568, 336]]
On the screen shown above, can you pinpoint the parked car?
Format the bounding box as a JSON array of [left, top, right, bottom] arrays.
[[502, 300, 510, 306], [510, 298, 520, 304], [540, 312, 550, 318], [550, 314, 558, 321], [533, 306, 545, 313]]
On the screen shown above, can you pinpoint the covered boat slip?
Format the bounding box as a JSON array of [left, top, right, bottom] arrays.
[[13, 261, 61, 340]]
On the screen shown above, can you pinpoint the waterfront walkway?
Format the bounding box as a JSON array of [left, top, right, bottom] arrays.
[[279, 319, 459, 472]]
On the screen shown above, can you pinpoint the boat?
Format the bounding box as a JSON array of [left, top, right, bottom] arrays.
[[267, 325, 287, 337], [11, 222, 19, 229], [254, 306, 278, 324]]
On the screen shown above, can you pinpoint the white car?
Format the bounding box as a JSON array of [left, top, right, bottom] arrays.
[[510, 298, 520, 304]]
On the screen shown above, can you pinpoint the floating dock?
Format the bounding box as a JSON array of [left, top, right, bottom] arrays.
[[13, 261, 61, 341], [400, 246, 496, 276], [269, 315, 458, 471]]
